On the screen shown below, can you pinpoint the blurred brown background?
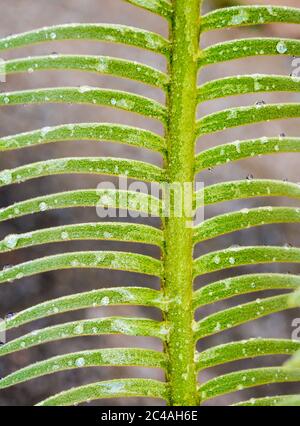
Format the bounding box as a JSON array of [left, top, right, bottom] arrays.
[[0, 0, 299, 406]]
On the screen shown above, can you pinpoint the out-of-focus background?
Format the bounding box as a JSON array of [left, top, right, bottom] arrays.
[[0, 0, 299, 406]]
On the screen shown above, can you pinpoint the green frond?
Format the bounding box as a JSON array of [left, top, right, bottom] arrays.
[[0, 157, 166, 187], [193, 246, 300, 277], [0, 318, 166, 357], [1, 0, 300, 407], [37, 378, 168, 406], [201, 6, 300, 32], [193, 207, 300, 244], [196, 339, 300, 371], [0, 349, 167, 389], [0, 88, 167, 124], [0, 287, 165, 333], [0, 251, 163, 285], [194, 294, 296, 340], [0, 189, 162, 222], [193, 273, 300, 309], [197, 104, 300, 136], [0, 223, 164, 253], [4, 55, 169, 90], [196, 179, 300, 209], [199, 38, 300, 67], [125, 0, 173, 20], [0, 24, 170, 57], [234, 395, 300, 406], [0, 124, 166, 155], [195, 137, 300, 173], [200, 368, 300, 402], [197, 75, 300, 104]]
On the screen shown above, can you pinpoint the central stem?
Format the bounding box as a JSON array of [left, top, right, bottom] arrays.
[[163, 0, 201, 406]]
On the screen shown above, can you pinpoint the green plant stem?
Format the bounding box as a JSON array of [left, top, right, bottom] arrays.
[[163, 0, 200, 406]]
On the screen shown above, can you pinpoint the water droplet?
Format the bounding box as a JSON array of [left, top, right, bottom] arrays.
[[4, 234, 18, 249], [61, 231, 69, 240], [75, 357, 85, 367], [276, 41, 288, 54], [74, 324, 84, 334], [39, 202, 48, 211]]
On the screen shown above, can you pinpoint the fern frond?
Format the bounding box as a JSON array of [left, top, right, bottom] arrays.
[[37, 379, 168, 406], [199, 38, 300, 67], [0, 124, 166, 155], [0, 157, 166, 186], [234, 395, 300, 406], [125, 0, 173, 20], [201, 6, 300, 32], [195, 137, 300, 172], [0, 189, 162, 222], [0, 88, 167, 124], [0, 287, 166, 332], [193, 246, 300, 277], [197, 104, 300, 136], [193, 208, 300, 243], [0, 24, 170, 57], [1, 0, 300, 406], [193, 274, 300, 308], [200, 368, 300, 402], [196, 339, 300, 370], [4, 55, 169, 89], [195, 294, 297, 339], [0, 223, 164, 252], [0, 251, 162, 285], [0, 348, 167, 390], [196, 179, 300, 208], [0, 287, 164, 333], [198, 75, 300, 103], [0, 318, 166, 356]]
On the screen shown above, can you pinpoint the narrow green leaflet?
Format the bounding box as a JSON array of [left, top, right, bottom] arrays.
[[0, 124, 166, 154], [0, 287, 165, 333], [125, 0, 173, 20], [0, 24, 170, 57], [0, 318, 167, 356], [197, 75, 300, 103], [193, 207, 300, 244], [197, 104, 300, 136], [194, 294, 295, 339], [0, 157, 166, 186], [196, 339, 300, 370], [0, 189, 162, 222], [37, 379, 168, 406], [195, 180, 300, 209], [0, 223, 164, 253], [0, 349, 167, 389], [200, 368, 300, 401], [193, 273, 300, 309], [234, 395, 300, 406], [4, 55, 169, 90], [0, 88, 167, 124], [193, 246, 300, 277], [199, 38, 300, 67], [0, 287, 167, 332], [201, 6, 300, 32], [0, 251, 163, 285], [195, 137, 300, 172]]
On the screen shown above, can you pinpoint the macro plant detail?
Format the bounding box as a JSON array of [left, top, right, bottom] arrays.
[[0, 0, 300, 406]]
